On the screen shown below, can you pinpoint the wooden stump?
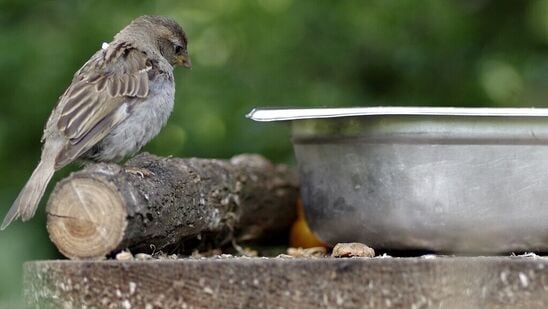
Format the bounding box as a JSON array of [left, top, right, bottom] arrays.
[[24, 257, 548, 308], [46, 153, 299, 259]]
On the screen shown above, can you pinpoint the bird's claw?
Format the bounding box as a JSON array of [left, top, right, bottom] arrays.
[[125, 167, 155, 178]]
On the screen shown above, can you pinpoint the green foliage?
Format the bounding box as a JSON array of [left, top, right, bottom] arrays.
[[1, 0, 548, 305]]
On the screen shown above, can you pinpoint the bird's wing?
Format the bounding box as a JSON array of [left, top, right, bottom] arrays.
[[54, 42, 152, 168]]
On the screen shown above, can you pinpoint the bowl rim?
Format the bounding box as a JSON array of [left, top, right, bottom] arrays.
[[246, 106, 548, 122]]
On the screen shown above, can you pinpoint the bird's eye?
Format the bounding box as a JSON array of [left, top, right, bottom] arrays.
[[174, 45, 183, 54]]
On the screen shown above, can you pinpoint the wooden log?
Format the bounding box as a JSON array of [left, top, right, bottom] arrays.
[[24, 257, 548, 308], [46, 153, 298, 259]]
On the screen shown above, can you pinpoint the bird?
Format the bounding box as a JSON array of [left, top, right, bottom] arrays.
[[1, 15, 191, 230]]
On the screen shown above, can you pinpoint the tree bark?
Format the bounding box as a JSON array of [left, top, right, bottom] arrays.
[[46, 153, 298, 259]]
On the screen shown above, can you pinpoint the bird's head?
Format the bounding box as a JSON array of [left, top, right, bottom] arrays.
[[117, 15, 191, 68]]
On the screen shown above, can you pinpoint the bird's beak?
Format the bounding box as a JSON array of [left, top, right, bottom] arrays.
[[176, 52, 192, 68]]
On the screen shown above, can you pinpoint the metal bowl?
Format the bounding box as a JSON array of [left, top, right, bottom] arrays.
[[248, 107, 548, 253]]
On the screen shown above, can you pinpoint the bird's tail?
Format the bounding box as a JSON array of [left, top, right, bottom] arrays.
[[1, 158, 55, 230]]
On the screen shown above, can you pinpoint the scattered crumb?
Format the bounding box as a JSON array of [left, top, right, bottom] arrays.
[[135, 253, 153, 261], [116, 250, 134, 261], [376, 253, 392, 259], [513, 252, 543, 258], [156, 253, 178, 260], [191, 249, 223, 258], [332, 243, 375, 258], [276, 254, 295, 259], [287, 247, 327, 258], [239, 247, 258, 257]]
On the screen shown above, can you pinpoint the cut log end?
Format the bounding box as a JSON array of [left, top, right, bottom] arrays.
[[46, 176, 127, 259]]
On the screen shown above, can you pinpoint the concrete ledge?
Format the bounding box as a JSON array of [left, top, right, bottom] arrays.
[[24, 257, 548, 308]]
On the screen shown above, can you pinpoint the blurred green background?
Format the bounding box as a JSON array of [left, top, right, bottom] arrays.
[[2, 0, 548, 306]]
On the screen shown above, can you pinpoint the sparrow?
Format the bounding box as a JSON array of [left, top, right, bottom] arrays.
[[1, 15, 191, 230]]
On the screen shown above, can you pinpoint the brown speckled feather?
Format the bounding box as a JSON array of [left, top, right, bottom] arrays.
[[54, 42, 151, 167], [1, 15, 189, 230]]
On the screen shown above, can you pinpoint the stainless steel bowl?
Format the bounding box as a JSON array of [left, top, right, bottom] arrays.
[[248, 107, 548, 253]]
